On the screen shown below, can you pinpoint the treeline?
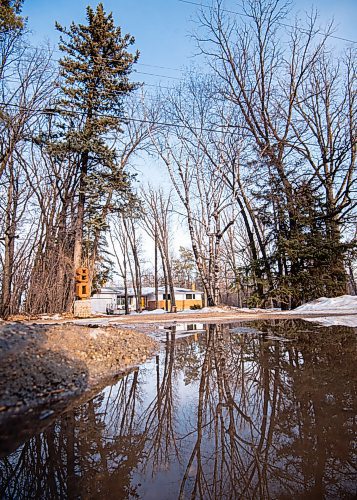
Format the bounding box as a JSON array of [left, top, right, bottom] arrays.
[[0, 0, 356, 317]]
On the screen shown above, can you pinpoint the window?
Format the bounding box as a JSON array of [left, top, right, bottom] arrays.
[[117, 296, 132, 306], [163, 294, 171, 300], [186, 293, 195, 300]]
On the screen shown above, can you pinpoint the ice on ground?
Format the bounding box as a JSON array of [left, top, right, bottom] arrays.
[[303, 315, 357, 328], [292, 295, 357, 313]]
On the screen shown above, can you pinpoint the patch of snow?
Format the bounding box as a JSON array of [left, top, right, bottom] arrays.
[[200, 307, 228, 313], [177, 306, 228, 313], [40, 313, 63, 320], [140, 309, 167, 315], [292, 295, 357, 314], [233, 307, 281, 313], [303, 316, 357, 328], [178, 308, 202, 314]]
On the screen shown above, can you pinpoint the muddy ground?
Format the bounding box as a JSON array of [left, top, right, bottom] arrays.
[[0, 322, 157, 424]]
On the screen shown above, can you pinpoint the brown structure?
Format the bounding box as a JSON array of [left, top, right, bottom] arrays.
[[75, 267, 90, 300]]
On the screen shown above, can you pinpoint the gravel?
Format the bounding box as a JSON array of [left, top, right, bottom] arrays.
[[0, 322, 157, 421]]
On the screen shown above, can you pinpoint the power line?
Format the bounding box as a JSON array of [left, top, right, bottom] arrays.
[[0, 101, 337, 148], [137, 62, 181, 72], [54, 59, 182, 82], [3, 99, 351, 153], [0, 101, 236, 133], [51, 47, 182, 73], [134, 71, 181, 81], [3, 76, 174, 94], [178, 0, 357, 44], [52, 56, 183, 82]]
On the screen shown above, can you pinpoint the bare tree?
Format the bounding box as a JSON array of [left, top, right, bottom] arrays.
[[0, 43, 56, 316], [140, 186, 177, 311]]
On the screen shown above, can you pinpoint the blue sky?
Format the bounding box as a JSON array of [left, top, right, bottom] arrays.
[[22, 0, 357, 89]]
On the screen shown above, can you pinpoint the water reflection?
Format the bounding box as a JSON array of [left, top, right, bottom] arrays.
[[0, 320, 356, 499]]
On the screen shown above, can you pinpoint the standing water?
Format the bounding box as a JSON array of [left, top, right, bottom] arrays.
[[0, 320, 356, 499]]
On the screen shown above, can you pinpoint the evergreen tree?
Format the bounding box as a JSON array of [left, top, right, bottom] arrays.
[[267, 182, 349, 307], [55, 3, 139, 275], [0, 0, 24, 32]]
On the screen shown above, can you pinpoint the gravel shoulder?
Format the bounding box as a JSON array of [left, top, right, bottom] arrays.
[[0, 322, 157, 424]]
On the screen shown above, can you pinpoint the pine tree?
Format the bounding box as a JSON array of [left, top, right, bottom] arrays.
[[55, 3, 139, 275], [0, 0, 24, 32], [270, 182, 349, 307]]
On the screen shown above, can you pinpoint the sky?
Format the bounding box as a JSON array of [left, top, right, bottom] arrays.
[[20, 0, 357, 275], [22, 0, 357, 85]]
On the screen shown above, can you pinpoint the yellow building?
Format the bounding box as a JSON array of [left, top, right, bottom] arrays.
[[145, 287, 203, 311]]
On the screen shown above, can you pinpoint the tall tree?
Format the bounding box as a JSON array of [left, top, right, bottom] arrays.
[[55, 3, 139, 278]]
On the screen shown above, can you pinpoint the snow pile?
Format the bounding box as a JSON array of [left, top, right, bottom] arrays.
[[293, 295, 357, 314]]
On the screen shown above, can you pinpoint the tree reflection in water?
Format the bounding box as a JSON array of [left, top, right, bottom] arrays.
[[0, 320, 356, 499]]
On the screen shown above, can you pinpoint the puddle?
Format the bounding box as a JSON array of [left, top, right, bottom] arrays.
[[0, 320, 356, 499]]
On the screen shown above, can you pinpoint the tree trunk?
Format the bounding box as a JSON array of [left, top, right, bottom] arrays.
[[1, 170, 17, 318], [73, 152, 88, 271]]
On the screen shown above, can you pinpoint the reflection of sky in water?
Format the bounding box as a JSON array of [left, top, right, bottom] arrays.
[[0, 320, 356, 499]]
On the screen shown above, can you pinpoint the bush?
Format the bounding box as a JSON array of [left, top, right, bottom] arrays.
[[190, 304, 202, 310]]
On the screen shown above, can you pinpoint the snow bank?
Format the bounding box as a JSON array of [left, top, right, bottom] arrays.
[[293, 295, 357, 313]]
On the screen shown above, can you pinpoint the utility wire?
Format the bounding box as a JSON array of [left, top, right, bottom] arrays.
[[0, 101, 341, 148], [178, 0, 357, 44], [0, 101, 237, 133], [51, 47, 182, 73], [52, 57, 183, 81], [53, 56, 182, 81], [134, 71, 181, 80]]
